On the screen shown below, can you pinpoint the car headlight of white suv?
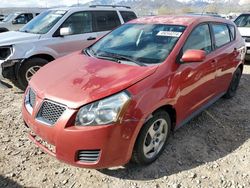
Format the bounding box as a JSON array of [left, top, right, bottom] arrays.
[[0, 45, 13, 60], [75, 91, 131, 126]]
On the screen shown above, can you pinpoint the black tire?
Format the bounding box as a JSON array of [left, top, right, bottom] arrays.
[[132, 110, 171, 165], [17, 58, 48, 90], [224, 68, 242, 99]]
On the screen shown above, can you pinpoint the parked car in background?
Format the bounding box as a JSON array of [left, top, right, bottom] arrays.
[[234, 13, 250, 61], [22, 15, 245, 169], [0, 5, 137, 90], [0, 12, 41, 32], [0, 14, 6, 22]]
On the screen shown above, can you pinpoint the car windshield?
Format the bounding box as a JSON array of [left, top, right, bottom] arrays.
[[2, 13, 17, 22], [19, 10, 66, 34], [235, 14, 250, 27], [89, 24, 186, 65]]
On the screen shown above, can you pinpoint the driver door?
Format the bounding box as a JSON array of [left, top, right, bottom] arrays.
[[49, 11, 98, 57], [175, 24, 218, 123]]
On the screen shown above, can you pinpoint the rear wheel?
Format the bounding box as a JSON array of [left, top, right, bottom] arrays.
[[132, 111, 171, 165], [17, 58, 48, 90], [224, 68, 242, 99]]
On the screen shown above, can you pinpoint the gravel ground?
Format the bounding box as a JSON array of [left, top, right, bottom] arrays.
[[0, 65, 249, 188]]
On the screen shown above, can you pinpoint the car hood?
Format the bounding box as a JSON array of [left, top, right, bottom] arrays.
[[30, 52, 158, 109], [0, 31, 41, 46], [238, 27, 250, 37]]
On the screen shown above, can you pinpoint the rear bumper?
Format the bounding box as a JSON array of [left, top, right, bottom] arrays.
[[22, 100, 141, 169]]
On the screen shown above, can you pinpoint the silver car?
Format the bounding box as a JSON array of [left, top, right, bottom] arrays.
[[0, 5, 137, 90]]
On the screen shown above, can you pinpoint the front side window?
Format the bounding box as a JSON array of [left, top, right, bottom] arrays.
[[61, 12, 92, 35], [235, 14, 250, 27], [93, 11, 121, 32], [15, 13, 33, 24], [183, 24, 212, 54], [19, 10, 66, 34], [212, 24, 231, 48], [90, 24, 186, 64], [120, 11, 137, 22]]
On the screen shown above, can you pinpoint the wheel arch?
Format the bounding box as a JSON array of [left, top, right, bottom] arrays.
[[26, 54, 55, 62], [151, 104, 177, 131], [238, 63, 244, 73]]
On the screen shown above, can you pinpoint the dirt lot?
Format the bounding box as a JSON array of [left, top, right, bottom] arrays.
[[0, 65, 249, 188]]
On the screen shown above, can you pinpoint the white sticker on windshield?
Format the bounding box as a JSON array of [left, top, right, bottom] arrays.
[[157, 31, 182, 37]]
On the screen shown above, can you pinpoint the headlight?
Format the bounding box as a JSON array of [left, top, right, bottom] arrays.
[[75, 91, 131, 126], [0, 46, 12, 60]]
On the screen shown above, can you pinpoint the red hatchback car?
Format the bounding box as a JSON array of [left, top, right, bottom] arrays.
[[22, 15, 245, 169]]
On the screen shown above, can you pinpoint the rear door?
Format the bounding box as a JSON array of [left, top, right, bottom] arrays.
[[175, 23, 218, 122], [210, 23, 239, 93]]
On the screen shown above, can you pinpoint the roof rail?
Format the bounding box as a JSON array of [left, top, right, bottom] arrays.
[[89, 5, 131, 9]]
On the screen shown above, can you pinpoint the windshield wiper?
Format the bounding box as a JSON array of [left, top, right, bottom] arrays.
[[83, 48, 120, 63], [97, 52, 146, 67]]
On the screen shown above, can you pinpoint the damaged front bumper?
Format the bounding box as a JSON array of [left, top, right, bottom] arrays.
[[0, 59, 24, 81]]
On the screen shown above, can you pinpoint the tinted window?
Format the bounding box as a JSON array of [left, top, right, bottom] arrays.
[[61, 12, 92, 35], [183, 24, 212, 54], [212, 24, 231, 48], [15, 13, 33, 24], [120, 11, 137, 22], [93, 11, 120, 32], [90, 24, 186, 64], [235, 14, 250, 27], [228, 25, 235, 41]]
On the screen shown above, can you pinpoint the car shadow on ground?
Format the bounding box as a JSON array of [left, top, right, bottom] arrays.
[[99, 66, 250, 180], [0, 175, 22, 188]]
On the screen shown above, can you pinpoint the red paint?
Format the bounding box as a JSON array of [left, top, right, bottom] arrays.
[[22, 15, 245, 169]]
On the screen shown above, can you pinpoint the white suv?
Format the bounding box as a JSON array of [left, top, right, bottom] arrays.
[[0, 5, 137, 89], [0, 12, 41, 32], [234, 13, 250, 61]]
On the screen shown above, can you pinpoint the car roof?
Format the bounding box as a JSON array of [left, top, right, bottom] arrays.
[[50, 6, 134, 12], [130, 15, 234, 26]]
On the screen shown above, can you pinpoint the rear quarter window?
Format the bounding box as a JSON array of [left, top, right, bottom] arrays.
[[212, 24, 231, 48], [120, 11, 137, 22]]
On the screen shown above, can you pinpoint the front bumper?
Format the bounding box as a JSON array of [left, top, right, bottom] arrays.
[[22, 95, 141, 169]]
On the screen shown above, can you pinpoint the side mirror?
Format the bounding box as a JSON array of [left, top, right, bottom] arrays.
[[59, 27, 72, 37], [181, 49, 206, 63], [12, 19, 18, 24]]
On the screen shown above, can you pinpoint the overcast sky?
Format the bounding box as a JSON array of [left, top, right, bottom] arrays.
[[0, 0, 249, 7]]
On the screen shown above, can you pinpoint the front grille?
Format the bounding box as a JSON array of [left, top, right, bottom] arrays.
[[77, 150, 101, 163], [29, 89, 36, 108], [36, 100, 66, 125]]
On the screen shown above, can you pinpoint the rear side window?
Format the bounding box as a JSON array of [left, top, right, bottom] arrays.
[[228, 25, 236, 41], [61, 12, 93, 35], [183, 24, 212, 54], [120, 11, 137, 22], [93, 11, 121, 32], [212, 24, 231, 48]]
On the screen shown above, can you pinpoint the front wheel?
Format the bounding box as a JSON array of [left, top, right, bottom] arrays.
[[224, 68, 242, 99], [132, 111, 171, 165], [17, 58, 48, 90]]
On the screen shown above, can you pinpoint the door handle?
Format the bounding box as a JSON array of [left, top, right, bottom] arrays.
[[87, 37, 96, 41]]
